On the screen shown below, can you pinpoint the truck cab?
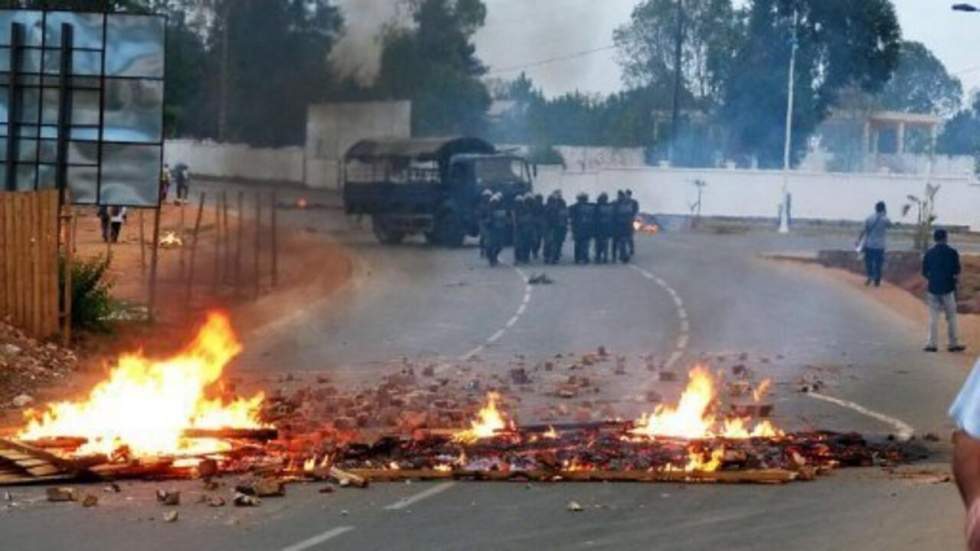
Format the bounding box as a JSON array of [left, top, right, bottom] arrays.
[[343, 137, 533, 246]]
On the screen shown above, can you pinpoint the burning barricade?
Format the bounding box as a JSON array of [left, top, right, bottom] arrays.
[[0, 314, 923, 491]]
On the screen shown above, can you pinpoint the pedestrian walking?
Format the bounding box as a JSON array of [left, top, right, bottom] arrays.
[[923, 228, 966, 353], [855, 201, 891, 287], [97, 205, 111, 243], [594, 193, 615, 264], [626, 189, 639, 257], [570, 193, 595, 265], [175, 162, 191, 201], [544, 191, 569, 265], [160, 164, 172, 203], [486, 194, 508, 267], [108, 205, 127, 243], [613, 191, 634, 263]]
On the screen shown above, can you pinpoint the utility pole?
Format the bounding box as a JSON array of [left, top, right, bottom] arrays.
[[217, 0, 231, 141], [779, 9, 799, 235], [669, 0, 684, 166]]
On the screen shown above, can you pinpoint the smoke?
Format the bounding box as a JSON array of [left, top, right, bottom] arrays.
[[331, 0, 409, 85]]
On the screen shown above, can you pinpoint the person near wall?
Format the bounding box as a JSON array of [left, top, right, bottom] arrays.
[[923, 228, 966, 353], [160, 164, 172, 202], [855, 201, 891, 287], [97, 205, 111, 243], [109, 206, 127, 243]]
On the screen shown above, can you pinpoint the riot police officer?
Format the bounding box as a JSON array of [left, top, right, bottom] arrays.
[[626, 189, 639, 257], [569, 193, 595, 264], [613, 190, 635, 263], [530, 194, 546, 261], [544, 190, 569, 264], [477, 189, 493, 259], [513, 194, 535, 264], [486, 193, 509, 267], [594, 192, 615, 264]]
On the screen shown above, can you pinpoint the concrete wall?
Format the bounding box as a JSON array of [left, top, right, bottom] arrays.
[[553, 146, 646, 171], [164, 140, 304, 184], [305, 101, 412, 190], [534, 166, 980, 231]]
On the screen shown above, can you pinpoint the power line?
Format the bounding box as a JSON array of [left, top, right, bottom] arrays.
[[487, 44, 618, 76]]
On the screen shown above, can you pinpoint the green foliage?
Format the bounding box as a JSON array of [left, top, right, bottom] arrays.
[[876, 41, 963, 117], [376, 0, 490, 137], [938, 94, 980, 160], [720, 0, 901, 168], [59, 255, 115, 333]]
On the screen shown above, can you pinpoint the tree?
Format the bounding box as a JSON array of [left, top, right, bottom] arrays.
[[614, 0, 740, 107], [877, 41, 963, 117], [719, 0, 901, 168], [938, 93, 980, 158], [375, 0, 490, 137]]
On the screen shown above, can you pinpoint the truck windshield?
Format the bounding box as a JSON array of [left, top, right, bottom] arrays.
[[473, 158, 528, 185]]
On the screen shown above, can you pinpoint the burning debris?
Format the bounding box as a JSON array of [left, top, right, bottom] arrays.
[[0, 316, 925, 493], [159, 231, 183, 249]]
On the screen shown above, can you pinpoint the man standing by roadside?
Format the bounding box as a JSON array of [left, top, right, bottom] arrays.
[[856, 201, 891, 287], [923, 228, 966, 353]]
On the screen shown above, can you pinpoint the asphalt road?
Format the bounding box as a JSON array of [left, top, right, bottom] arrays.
[[1, 209, 973, 550]]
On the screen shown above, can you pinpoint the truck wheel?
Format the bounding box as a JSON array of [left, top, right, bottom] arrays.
[[372, 216, 405, 245], [434, 210, 465, 248]]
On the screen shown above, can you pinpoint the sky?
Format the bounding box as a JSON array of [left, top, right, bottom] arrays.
[[472, 0, 980, 100]]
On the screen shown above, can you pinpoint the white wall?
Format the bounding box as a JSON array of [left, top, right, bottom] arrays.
[[165, 140, 304, 184], [535, 166, 980, 230]]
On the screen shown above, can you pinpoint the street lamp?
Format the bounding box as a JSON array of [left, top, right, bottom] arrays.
[[778, 9, 799, 235], [953, 3, 979, 11]]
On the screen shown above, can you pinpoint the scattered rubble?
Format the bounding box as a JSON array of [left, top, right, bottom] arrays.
[[0, 320, 78, 407]]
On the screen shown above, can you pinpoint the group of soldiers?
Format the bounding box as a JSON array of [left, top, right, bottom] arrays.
[[478, 189, 640, 267]]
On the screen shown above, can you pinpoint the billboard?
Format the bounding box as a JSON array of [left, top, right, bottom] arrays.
[[0, 9, 165, 207]]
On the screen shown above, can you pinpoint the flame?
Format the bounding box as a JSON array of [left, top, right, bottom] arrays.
[[543, 426, 559, 440], [685, 448, 725, 473], [633, 218, 660, 235], [160, 231, 183, 248], [453, 392, 509, 443], [632, 367, 782, 440], [18, 313, 265, 457], [303, 458, 316, 472], [753, 379, 772, 403]]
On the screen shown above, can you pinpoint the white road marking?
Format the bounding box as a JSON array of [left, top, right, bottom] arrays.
[[456, 264, 535, 361], [385, 482, 457, 511], [629, 265, 689, 370], [280, 526, 356, 551], [680, 319, 690, 334], [807, 392, 915, 441]]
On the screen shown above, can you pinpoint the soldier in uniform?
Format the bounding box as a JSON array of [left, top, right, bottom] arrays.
[[594, 192, 615, 264], [530, 194, 546, 261], [613, 190, 634, 263], [477, 189, 493, 258], [626, 189, 639, 257], [569, 193, 595, 264], [486, 193, 509, 267], [544, 190, 569, 264], [512, 194, 535, 265]]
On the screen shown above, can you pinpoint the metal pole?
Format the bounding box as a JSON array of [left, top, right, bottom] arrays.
[[5, 23, 24, 191], [669, 0, 684, 165], [779, 9, 798, 235]]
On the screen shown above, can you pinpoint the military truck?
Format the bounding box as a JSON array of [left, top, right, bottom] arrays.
[[342, 137, 533, 246]]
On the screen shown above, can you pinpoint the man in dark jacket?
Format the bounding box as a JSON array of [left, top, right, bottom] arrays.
[[569, 193, 595, 264], [485, 194, 508, 267], [544, 191, 569, 264], [626, 189, 639, 257], [530, 194, 546, 261], [923, 228, 966, 353], [613, 191, 634, 263], [512, 194, 535, 265]]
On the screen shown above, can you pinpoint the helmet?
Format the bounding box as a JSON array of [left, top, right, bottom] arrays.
[[577, 193, 588, 202], [598, 192, 609, 203], [490, 193, 502, 203], [482, 189, 493, 197]]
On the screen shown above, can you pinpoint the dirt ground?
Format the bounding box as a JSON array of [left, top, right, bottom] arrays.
[[0, 199, 354, 426]]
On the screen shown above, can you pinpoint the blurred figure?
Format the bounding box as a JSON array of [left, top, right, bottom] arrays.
[[949, 358, 980, 550], [613, 190, 634, 263], [485, 194, 508, 267], [530, 193, 546, 261], [108, 206, 127, 243], [855, 201, 891, 287], [477, 189, 493, 259], [174, 162, 191, 201], [570, 193, 595, 265], [160, 164, 172, 202], [923, 228, 966, 353], [594, 192, 615, 264], [626, 189, 639, 257], [512, 194, 535, 265], [544, 190, 569, 265], [97, 205, 111, 243]]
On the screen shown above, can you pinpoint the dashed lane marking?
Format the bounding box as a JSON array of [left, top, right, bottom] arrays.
[[280, 526, 356, 551], [630, 265, 689, 370], [807, 392, 915, 441], [385, 482, 458, 511], [455, 264, 534, 363]]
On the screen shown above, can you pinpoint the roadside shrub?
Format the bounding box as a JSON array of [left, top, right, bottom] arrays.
[[59, 254, 115, 332]]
